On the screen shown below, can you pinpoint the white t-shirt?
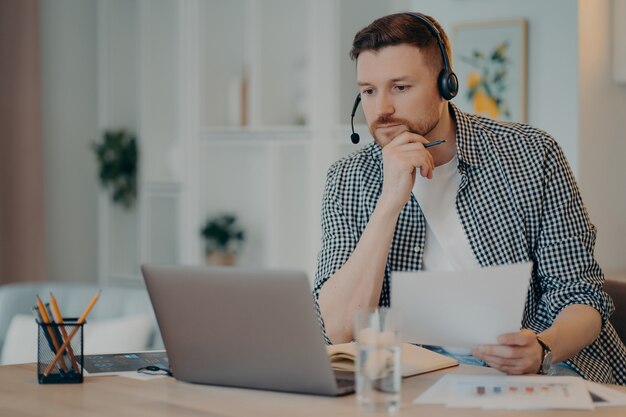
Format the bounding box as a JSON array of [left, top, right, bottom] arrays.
[[412, 156, 478, 271]]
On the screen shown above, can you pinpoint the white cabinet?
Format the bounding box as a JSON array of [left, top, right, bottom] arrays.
[[97, 0, 407, 286]]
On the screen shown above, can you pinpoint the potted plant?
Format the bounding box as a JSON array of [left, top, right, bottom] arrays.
[[200, 214, 245, 266], [92, 129, 138, 209]]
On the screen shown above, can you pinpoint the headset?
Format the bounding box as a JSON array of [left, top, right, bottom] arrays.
[[350, 12, 458, 144]]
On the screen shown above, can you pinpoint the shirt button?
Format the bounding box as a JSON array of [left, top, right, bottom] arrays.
[[414, 246, 421, 253]]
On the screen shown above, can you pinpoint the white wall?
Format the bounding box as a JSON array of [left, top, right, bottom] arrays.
[[40, 0, 99, 282], [412, 0, 580, 173], [578, 0, 626, 272]]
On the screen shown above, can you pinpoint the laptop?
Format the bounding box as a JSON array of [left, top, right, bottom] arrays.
[[141, 264, 354, 396]]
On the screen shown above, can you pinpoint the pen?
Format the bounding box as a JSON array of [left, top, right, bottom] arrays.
[[424, 139, 446, 148], [49, 292, 80, 373], [44, 290, 101, 376]]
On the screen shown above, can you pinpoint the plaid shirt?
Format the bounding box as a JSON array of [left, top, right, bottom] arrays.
[[314, 104, 626, 385]]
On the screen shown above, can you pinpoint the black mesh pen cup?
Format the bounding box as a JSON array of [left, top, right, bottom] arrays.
[[37, 318, 84, 384]]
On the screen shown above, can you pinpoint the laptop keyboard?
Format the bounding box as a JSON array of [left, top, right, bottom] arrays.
[[336, 378, 354, 388], [334, 370, 355, 389]]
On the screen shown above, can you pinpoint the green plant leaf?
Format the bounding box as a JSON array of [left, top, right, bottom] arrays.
[[92, 129, 138, 209], [200, 213, 245, 253]]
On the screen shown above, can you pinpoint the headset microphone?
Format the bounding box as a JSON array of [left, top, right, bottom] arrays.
[[350, 94, 361, 144]]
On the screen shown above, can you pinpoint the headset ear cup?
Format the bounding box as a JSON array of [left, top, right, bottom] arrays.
[[447, 71, 459, 99], [438, 69, 459, 100]]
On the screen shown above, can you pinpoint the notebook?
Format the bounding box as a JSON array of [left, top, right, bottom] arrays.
[[327, 342, 458, 377], [141, 264, 354, 396]]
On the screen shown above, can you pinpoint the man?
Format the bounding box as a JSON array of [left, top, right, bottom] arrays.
[[313, 12, 626, 384]]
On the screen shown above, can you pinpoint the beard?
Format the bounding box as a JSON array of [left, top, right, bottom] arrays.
[[369, 111, 440, 146]]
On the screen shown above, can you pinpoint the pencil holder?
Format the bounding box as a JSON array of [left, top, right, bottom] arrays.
[[37, 318, 84, 384]]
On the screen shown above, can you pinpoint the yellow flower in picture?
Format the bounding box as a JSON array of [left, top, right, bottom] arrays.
[[472, 91, 500, 118], [460, 42, 511, 119], [467, 71, 481, 89]]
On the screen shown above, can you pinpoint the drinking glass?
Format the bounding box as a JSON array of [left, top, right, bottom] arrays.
[[354, 308, 401, 413]]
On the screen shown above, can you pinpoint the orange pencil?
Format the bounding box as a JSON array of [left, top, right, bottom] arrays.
[[43, 290, 101, 377], [36, 295, 68, 373], [49, 292, 79, 373]]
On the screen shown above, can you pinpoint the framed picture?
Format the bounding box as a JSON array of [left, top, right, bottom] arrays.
[[452, 19, 527, 122]]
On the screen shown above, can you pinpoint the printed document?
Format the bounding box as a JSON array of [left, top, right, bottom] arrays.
[[415, 374, 594, 410]]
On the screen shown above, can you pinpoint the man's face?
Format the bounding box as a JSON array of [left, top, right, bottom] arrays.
[[356, 44, 445, 147]]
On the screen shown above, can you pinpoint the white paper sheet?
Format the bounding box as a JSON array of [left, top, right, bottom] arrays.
[[415, 374, 594, 410], [391, 262, 532, 349]]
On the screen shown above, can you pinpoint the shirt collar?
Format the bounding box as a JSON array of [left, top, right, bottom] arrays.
[[450, 102, 483, 168], [367, 141, 384, 180]]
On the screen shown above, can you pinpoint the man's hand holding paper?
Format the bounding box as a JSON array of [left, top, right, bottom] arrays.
[[472, 329, 543, 375]]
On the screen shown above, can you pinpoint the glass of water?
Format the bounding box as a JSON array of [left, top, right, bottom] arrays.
[[354, 308, 401, 413]]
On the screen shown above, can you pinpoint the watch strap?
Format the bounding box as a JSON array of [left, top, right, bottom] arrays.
[[536, 336, 552, 375]]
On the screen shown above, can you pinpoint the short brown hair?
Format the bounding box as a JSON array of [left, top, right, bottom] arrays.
[[350, 13, 452, 74]]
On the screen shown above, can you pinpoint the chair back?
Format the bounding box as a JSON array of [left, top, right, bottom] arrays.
[[605, 277, 626, 344]]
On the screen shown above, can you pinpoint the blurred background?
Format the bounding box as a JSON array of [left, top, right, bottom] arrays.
[[1, 0, 625, 289]]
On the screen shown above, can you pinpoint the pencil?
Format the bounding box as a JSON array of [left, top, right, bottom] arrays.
[[49, 292, 80, 373], [36, 295, 68, 373], [43, 290, 101, 376]]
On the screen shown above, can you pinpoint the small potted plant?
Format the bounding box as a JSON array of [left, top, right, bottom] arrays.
[[92, 129, 138, 209], [200, 214, 245, 266]]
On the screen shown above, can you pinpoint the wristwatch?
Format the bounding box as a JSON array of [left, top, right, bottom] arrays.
[[536, 336, 553, 375]]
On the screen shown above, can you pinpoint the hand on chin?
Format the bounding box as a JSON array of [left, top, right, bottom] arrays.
[[375, 125, 408, 146]]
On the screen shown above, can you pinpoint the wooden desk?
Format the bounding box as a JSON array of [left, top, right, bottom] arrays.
[[1, 363, 625, 416]]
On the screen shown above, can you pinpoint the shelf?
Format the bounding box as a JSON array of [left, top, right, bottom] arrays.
[[199, 0, 310, 128], [199, 126, 311, 142]]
